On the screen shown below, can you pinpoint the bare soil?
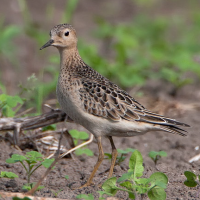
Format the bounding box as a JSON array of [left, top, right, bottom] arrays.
[[0, 87, 200, 200]]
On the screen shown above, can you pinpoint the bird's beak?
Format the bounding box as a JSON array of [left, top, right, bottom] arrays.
[[40, 39, 54, 50]]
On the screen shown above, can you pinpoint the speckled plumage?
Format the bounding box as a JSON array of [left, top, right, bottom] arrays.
[[41, 23, 189, 187]]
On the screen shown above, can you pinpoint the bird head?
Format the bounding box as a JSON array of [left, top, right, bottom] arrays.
[[40, 24, 77, 50]]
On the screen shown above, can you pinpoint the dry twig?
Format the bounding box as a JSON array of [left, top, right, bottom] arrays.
[[0, 106, 71, 145]]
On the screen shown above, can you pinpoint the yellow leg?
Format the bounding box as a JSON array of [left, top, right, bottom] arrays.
[[108, 136, 118, 178], [79, 136, 104, 188]]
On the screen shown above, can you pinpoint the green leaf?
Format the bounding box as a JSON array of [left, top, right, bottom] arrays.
[[148, 186, 166, 200], [158, 151, 167, 157], [119, 181, 133, 190], [117, 171, 133, 183], [0, 171, 18, 178], [102, 177, 118, 195], [117, 148, 135, 154], [22, 184, 31, 191], [135, 178, 150, 186], [104, 153, 112, 159], [41, 158, 55, 168], [2, 105, 15, 117], [22, 183, 44, 191], [149, 172, 168, 189], [184, 171, 198, 187], [75, 148, 94, 156], [26, 151, 43, 158], [42, 124, 56, 131], [129, 150, 144, 178], [69, 129, 89, 140], [97, 191, 113, 199], [128, 192, 135, 199], [26, 151, 43, 162], [65, 175, 69, 179], [149, 151, 167, 160], [76, 194, 94, 200], [6, 95, 23, 107], [12, 197, 31, 200], [6, 154, 26, 163]]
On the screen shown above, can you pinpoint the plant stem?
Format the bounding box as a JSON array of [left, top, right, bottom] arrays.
[[20, 161, 28, 174], [29, 164, 42, 178]]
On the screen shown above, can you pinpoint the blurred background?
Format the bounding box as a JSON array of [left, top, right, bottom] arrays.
[[0, 0, 200, 116]]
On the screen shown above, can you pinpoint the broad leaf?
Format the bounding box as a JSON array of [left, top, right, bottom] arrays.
[[149, 151, 167, 160], [76, 194, 94, 200], [129, 150, 144, 178], [149, 172, 168, 189], [6, 154, 26, 163], [0, 171, 18, 178], [102, 177, 118, 195], [119, 181, 133, 190], [117, 171, 133, 183], [117, 148, 135, 154], [69, 129, 89, 140], [128, 192, 135, 199], [104, 153, 112, 159], [135, 178, 150, 186], [148, 187, 166, 200], [184, 171, 198, 187], [41, 158, 55, 168], [75, 148, 94, 156]]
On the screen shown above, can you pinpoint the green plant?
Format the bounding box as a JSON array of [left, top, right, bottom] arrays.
[[6, 151, 54, 190], [104, 148, 135, 165], [0, 94, 24, 117], [12, 197, 31, 200], [99, 150, 168, 200], [22, 183, 44, 191], [94, 14, 200, 93], [0, 171, 18, 179], [148, 151, 167, 166], [76, 194, 94, 200], [69, 129, 94, 156], [184, 171, 200, 187], [0, 19, 21, 61], [51, 189, 63, 197], [64, 175, 69, 180]]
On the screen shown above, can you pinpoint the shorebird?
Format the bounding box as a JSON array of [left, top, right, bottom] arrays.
[[40, 23, 189, 188]]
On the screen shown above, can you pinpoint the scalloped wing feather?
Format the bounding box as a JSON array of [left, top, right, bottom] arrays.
[[77, 66, 189, 135]]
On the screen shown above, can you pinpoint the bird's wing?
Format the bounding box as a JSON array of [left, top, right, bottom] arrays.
[[78, 79, 189, 129]]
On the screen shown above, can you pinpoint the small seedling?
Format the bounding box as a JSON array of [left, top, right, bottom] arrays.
[[148, 151, 167, 166], [0, 171, 18, 178], [22, 183, 44, 191], [69, 129, 94, 156], [99, 150, 168, 200], [76, 194, 94, 200], [51, 189, 63, 197], [6, 151, 54, 190], [184, 171, 200, 187], [65, 175, 69, 180], [104, 148, 135, 165]]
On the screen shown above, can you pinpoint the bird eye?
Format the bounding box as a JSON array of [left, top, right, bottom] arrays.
[[65, 31, 69, 36]]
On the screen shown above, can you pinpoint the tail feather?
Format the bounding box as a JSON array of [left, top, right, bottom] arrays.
[[158, 125, 187, 136], [143, 109, 190, 127]]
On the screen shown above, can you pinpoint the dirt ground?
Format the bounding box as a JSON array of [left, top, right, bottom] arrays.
[[0, 86, 200, 200], [0, 0, 200, 200]]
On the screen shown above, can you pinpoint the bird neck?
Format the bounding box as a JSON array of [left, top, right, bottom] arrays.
[[59, 47, 83, 71]]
